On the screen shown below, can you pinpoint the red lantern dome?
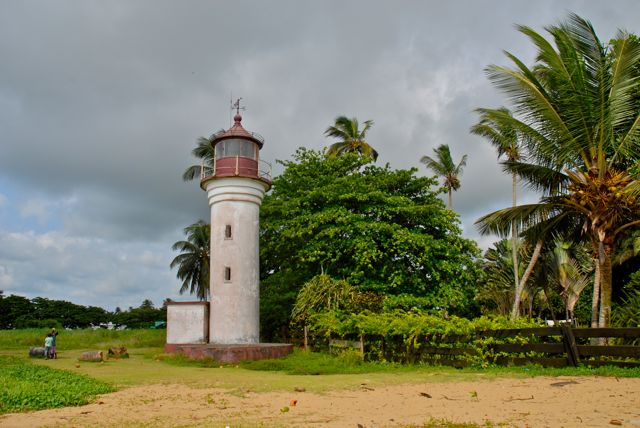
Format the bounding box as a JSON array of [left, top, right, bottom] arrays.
[[200, 110, 271, 189]]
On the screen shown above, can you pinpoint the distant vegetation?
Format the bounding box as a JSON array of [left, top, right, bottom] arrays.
[[0, 292, 167, 330]]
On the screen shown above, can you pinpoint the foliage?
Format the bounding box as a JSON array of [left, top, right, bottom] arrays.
[[420, 144, 467, 209], [471, 107, 523, 316], [0, 356, 114, 414], [324, 116, 378, 161], [545, 240, 593, 319], [170, 220, 210, 301], [14, 317, 62, 329], [478, 239, 521, 316], [111, 303, 166, 329], [307, 311, 537, 339], [0, 295, 112, 330], [259, 149, 481, 339], [181, 130, 224, 182], [613, 270, 640, 327], [0, 293, 166, 331], [307, 311, 540, 366], [0, 294, 33, 329], [291, 274, 355, 323], [382, 294, 444, 313], [474, 14, 640, 327]]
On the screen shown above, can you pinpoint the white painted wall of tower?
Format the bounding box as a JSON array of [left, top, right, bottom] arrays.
[[206, 177, 268, 344]]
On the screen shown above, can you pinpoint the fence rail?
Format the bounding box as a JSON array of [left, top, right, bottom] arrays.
[[324, 327, 640, 368]]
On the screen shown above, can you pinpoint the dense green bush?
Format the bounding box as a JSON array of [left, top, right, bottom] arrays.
[[613, 270, 640, 329], [307, 311, 540, 366]]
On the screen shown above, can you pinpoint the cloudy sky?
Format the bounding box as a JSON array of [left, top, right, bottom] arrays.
[[1, 1, 638, 311]]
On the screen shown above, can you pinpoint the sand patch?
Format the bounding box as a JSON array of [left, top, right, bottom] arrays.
[[1, 376, 639, 427]]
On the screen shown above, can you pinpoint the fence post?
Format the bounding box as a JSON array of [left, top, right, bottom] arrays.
[[304, 325, 308, 351], [561, 324, 580, 367]]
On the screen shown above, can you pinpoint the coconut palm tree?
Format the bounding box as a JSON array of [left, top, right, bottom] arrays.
[[170, 220, 210, 300], [471, 108, 523, 306], [420, 144, 467, 209], [182, 130, 224, 182], [475, 14, 640, 327], [325, 116, 378, 161]]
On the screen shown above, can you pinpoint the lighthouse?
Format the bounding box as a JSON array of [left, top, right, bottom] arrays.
[[200, 101, 271, 344], [166, 101, 292, 361]]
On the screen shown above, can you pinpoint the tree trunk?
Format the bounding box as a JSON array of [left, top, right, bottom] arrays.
[[590, 261, 600, 328], [448, 190, 453, 209], [542, 284, 557, 323], [511, 173, 520, 301], [598, 245, 613, 329], [511, 239, 543, 320]]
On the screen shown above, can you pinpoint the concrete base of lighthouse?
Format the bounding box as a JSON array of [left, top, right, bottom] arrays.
[[165, 301, 293, 362], [165, 343, 293, 363]]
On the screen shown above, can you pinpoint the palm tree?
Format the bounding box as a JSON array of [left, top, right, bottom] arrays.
[[420, 144, 468, 209], [471, 107, 523, 308], [547, 240, 592, 322], [475, 14, 640, 327], [325, 116, 378, 161], [182, 130, 224, 182], [170, 220, 210, 300]]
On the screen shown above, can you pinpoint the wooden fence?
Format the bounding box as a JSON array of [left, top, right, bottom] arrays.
[[326, 327, 640, 368]]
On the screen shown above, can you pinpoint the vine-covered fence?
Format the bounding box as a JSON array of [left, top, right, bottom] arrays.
[[323, 327, 640, 368]]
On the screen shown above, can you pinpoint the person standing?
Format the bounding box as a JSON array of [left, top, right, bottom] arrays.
[[49, 328, 58, 359], [44, 333, 53, 359]]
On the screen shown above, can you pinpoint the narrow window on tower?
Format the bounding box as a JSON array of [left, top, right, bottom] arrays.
[[224, 224, 232, 240], [224, 266, 231, 282]]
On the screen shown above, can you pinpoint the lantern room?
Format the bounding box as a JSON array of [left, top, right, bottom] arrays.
[[200, 111, 271, 188]]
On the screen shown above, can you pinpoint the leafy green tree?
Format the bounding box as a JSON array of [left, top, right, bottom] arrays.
[[420, 144, 467, 209], [31, 297, 109, 328], [325, 116, 378, 161], [260, 148, 481, 339], [140, 299, 155, 310], [170, 220, 211, 301], [475, 14, 640, 327], [0, 294, 34, 329]]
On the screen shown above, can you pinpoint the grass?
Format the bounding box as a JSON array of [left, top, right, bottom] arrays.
[[0, 328, 165, 351], [240, 348, 410, 374], [0, 356, 114, 414]]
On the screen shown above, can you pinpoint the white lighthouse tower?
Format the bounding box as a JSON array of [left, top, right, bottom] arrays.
[[200, 101, 271, 344]]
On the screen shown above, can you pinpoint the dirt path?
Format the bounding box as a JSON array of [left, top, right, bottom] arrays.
[[2, 376, 639, 427]]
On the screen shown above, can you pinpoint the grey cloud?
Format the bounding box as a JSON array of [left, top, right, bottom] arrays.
[[0, 0, 638, 308]]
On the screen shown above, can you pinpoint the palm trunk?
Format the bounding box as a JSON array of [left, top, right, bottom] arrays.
[[598, 245, 613, 329], [511, 172, 519, 299], [448, 189, 453, 209], [590, 261, 600, 328], [511, 239, 543, 320]]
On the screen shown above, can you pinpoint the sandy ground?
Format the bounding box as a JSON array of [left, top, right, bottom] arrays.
[[1, 376, 639, 428]]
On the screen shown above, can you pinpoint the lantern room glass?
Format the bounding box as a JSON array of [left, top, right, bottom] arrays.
[[215, 138, 258, 160]]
